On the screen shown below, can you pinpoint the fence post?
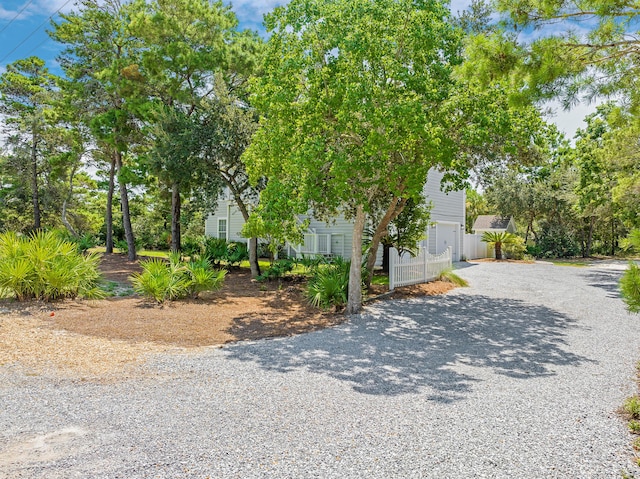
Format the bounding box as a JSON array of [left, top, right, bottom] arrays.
[[389, 247, 396, 291], [422, 247, 428, 284]]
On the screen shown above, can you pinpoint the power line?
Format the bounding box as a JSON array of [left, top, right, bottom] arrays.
[[0, 0, 35, 35], [0, 0, 73, 65]]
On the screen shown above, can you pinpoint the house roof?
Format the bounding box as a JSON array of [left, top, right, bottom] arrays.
[[473, 215, 513, 231]]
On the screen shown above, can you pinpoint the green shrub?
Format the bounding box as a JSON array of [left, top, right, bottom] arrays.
[[629, 420, 640, 434], [115, 239, 129, 253], [184, 259, 226, 298], [306, 259, 350, 309], [624, 396, 640, 419], [621, 262, 640, 314], [130, 255, 225, 303], [298, 254, 328, 274], [503, 235, 527, 260], [536, 224, 580, 258], [226, 242, 249, 266], [256, 259, 296, 281], [0, 230, 104, 301], [181, 236, 204, 258], [203, 237, 228, 266]]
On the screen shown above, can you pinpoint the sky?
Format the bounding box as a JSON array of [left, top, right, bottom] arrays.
[[0, 0, 596, 138]]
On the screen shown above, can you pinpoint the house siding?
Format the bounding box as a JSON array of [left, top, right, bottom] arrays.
[[205, 169, 465, 263], [204, 201, 246, 242], [422, 170, 465, 261]]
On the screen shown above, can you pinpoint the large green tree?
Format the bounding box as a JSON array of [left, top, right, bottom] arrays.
[[245, 0, 465, 314], [52, 0, 146, 260], [131, 0, 260, 253], [193, 77, 263, 277], [0, 57, 60, 231]]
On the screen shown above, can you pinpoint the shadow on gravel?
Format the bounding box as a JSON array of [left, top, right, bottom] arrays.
[[227, 294, 592, 402], [584, 269, 624, 299]]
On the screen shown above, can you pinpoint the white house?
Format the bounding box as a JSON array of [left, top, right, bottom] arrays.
[[205, 169, 466, 262]]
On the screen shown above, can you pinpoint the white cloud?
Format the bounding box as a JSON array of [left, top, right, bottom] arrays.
[[230, 0, 287, 25], [543, 98, 600, 140], [33, 0, 77, 16]]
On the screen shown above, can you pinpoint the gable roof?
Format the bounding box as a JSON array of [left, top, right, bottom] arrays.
[[473, 215, 513, 231]]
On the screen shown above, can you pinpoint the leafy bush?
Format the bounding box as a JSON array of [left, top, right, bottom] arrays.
[[620, 230, 640, 314], [536, 224, 580, 258], [202, 238, 250, 267], [130, 255, 225, 303], [75, 233, 97, 253], [306, 259, 350, 309], [526, 244, 542, 258], [203, 237, 228, 266], [256, 259, 296, 281], [181, 236, 204, 258], [184, 258, 226, 298], [621, 262, 640, 314], [226, 242, 249, 266], [503, 235, 526, 260], [115, 239, 130, 253], [0, 230, 104, 301]]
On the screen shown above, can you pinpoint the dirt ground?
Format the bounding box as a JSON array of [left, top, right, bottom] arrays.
[[0, 254, 455, 379]]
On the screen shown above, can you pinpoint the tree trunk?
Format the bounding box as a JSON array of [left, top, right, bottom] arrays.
[[61, 165, 78, 238], [30, 128, 41, 230], [585, 216, 595, 257], [233, 192, 261, 278], [115, 150, 136, 261], [105, 156, 116, 254], [495, 242, 502, 260], [171, 181, 181, 253], [364, 196, 407, 288], [611, 217, 615, 256], [346, 204, 366, 315]]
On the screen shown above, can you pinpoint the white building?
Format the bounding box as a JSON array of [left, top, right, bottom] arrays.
[[205, 169, 465, 262]]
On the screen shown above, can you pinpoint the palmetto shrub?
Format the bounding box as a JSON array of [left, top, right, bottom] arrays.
[[130, 254, 225, 303], [306, 258, 351, 309], [0, 230, 103, 301], [225, 242, 249, 267]]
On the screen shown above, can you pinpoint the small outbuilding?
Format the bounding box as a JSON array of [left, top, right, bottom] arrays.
[[472, 215, 517, 235]]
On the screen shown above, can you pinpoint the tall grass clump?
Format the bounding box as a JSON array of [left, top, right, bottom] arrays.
[[130, 254, 225, 303], [0, 230, 103, 301]]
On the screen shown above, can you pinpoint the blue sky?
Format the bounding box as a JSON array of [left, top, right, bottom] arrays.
[[0, 0, 593, 137]]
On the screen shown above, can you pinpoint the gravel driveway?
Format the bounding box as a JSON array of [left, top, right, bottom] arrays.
[[2, 261, 640, 478]]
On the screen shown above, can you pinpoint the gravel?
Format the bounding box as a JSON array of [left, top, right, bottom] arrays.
[[2, 260, 640, 478]]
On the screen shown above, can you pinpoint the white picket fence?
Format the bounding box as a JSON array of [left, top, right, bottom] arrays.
[[389, 246, 452, 291]]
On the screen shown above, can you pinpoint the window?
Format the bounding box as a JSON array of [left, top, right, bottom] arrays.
[[218, 218, 227, 240]]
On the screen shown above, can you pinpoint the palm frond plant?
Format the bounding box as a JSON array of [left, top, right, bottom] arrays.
[[185, 259, 226, 299], [305, 257, 353, 309], [131, 256, 226, 303], [481, 231, 517, 260], [0, 230, 103, 301]]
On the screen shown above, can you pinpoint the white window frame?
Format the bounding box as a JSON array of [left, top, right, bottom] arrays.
[[217, 218, 228, 241]]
